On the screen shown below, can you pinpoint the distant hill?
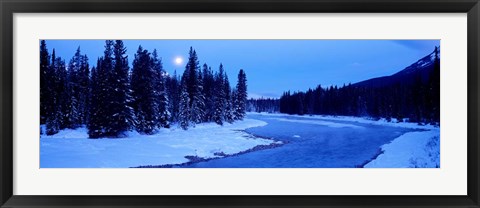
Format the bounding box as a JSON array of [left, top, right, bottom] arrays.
[[354, 47, 440, 88], [275, 46, 440, 123]]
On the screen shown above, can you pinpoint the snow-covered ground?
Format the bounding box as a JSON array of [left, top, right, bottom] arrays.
[[364, 129, 440, 168], [40, 119, 280, 168]]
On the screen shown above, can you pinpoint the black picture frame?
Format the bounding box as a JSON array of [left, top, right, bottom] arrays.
[[1, 0, 479, 207]]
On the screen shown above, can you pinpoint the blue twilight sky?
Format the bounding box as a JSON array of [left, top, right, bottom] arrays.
[[43, 40, 439, 99]]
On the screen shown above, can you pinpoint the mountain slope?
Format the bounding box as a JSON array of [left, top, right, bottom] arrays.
[[354, 47, 440, 88]]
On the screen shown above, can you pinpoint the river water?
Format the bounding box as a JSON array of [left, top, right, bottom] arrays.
[[183, 114, 414, 168]]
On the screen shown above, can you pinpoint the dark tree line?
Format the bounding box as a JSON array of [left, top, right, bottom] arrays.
[[279, 47, 440, 124], [247, 98, 280, 113], [40, 40, 248, 138]]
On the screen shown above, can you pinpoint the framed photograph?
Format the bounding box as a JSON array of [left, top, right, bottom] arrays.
[[1, 0, 479, 207]]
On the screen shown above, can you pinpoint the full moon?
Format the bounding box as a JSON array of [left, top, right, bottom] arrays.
[[174, 57, 183, 65]]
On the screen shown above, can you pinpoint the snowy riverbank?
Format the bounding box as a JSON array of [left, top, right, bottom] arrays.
[[40, 118, 280, 168], [248, 112, 440, 168], [364, 129, 440, 168], [247, 112, 438, 130]]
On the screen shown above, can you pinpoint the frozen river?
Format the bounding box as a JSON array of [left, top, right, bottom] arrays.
[[182, 114, 415, 168]]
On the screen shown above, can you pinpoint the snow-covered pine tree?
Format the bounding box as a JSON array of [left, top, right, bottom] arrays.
[[97, 40, 117, 136], [191, 70, 205, 124], [109, 40, 136, 136], [151, 49, 170, 128], [78, 54, 90, 125], [45, 48, 61, 135], [65, 47, 83, 128], [178, 79, 191, 130], [223, 73, 235, 123], [213, 64, 226, 125], [131, 45, 158, 134], [63, 83, 79, 129], [40, 40, 51, 124], [87, 58, 106, 138], [184, 47, 197, 102], [234, 69, 247, 120], [183, 47, 205, 124], [87, 65, 98, 132], [51, 51, 70, 130], [166, 71, 180, 123], [202, 64, 215, 122]]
